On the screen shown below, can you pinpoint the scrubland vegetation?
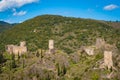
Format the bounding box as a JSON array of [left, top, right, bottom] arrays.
[[0, 15, 120, 80]]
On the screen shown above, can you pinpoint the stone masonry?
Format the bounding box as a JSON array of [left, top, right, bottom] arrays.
[[48, 40, 55, 54], [84, 46, 95, 56], [6, 41, 27, 55], [104, 51, 113, 69]]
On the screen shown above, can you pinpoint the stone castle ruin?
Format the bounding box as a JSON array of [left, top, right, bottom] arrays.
[[83, 46, 95, 56], [6, 41, 27, 55], [94, 38, 116, 69], [47, 38, 116, 71], [104, 51, 113, 69], [49, 40, 54, 50], [48, 40, 55, 54], [81, 38, 106, 56], [81, 38, 117, 70]]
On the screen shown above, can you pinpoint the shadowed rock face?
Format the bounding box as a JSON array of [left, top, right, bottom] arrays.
[[6, 41, 27, 55]]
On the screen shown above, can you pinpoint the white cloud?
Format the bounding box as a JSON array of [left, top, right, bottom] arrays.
[[104, 4, 119, 10], [12, 9, 27, 16], [0, 0, 39, 12], [4, 19, 13, 23], [13, 11, 27, 16]]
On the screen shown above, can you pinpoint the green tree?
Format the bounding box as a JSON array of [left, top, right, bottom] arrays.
[[17, 53, 20, 61], [0, 52, 6, 64], [56, 63, 61, 76], [36, 51, 40, 57], [0, 64, 2, 73], [21, 54, 25, 69], [11, 53, 16, 68]]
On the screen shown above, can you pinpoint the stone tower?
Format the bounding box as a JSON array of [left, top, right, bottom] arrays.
[[49, 40, 54, 50], [20, 41, 26, 47], [49, 40, 54, 54], [104, 51, 113, 69]]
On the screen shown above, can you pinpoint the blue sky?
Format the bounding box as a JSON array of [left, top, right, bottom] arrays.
[[0, 0, 120, 23]]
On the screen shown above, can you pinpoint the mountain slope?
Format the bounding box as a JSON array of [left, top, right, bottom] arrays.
[[0, 21, 14, 33], [0, 15, 120, 80], [0, 15, 120, 52]]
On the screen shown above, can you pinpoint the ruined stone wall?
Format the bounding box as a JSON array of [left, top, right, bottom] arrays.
[[12, 46, 27, 55], [6, 45, 14, 54], [6, 41, 27, 55], [104, 51, 113, 69], [84, 46, 95, 55]]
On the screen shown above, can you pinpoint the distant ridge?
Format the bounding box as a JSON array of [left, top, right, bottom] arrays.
[[0, 21, 11, 26], [0, 21, 17, 32]]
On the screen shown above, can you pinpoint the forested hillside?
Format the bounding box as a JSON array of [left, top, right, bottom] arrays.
[[0, 15, 119, 53], [0, 15, 120, 80]]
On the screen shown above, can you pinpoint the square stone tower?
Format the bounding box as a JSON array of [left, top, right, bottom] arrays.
[[104, 51, 113, 69], [49, 40, 54, 50], [49, 40, 54, 54], [20, 41, 26, 47]]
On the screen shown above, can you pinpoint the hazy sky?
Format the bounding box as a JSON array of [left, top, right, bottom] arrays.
[[0, 0, 120, 23]]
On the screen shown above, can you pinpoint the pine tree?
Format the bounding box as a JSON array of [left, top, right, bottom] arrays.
[[56, 63, 61, 76], [0, 52, 5, 64], [0, 64, 2, 73], [22, 59, 25, 68], [11, 53, 16, 68], [17, 53, 20, 61], [36, 51, 40, 57], [22, 54, 25, 69], [63, 65, 67, 75]]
